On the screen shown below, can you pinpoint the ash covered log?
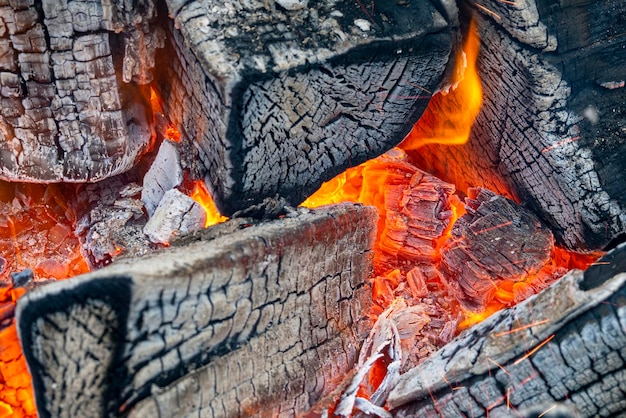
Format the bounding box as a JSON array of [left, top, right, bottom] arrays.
[[410, 0, 626, 251], [0, 0, 163, 182], [16, 203, 376, 417], [388, 243, 626, 417], [155, 0, 459, 217]]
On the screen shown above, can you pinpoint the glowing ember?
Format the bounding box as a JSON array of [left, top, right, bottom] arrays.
[[302, 17, 599, 383], [0, 286, 35, 418], [0, 183, 89, 283], [0, 181, 89, 418]]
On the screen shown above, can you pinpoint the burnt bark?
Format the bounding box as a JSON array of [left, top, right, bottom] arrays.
[[388, 244, 626, 417], [409, 0, 626, 251], [0, 0, 162, 182], [16, 203, 376, 418], [154, 0, 459, 217]]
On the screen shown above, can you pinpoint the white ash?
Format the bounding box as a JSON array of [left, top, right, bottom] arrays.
[[143, 189, 206, 245], [76, 178, 152, 265], [275, 0, 308, 11], [354, 18, 371, 32], [141, 140, 184, 217]]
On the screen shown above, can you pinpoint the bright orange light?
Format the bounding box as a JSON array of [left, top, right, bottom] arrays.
[[164, 125, 182, 143], [0, 286, 37, 418], [0, 182, 90, 418], [150, 87, 163, 114], [400, 18, 482, 150], [189, 181, 228, 228]]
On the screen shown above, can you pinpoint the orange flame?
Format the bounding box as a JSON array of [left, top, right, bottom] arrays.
[[189, 181, 228, 228], [400, 18, 482, 150]]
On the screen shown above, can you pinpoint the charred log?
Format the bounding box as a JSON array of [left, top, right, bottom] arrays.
[[154, 0, 459, 217], [16, 203, 376, 417], [439, 188, 553, 312], [409, 0, 626, 251], [388, 244, 626, 417], [0, 0, 163, 182]]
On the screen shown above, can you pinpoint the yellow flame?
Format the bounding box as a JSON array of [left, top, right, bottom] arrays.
[[189, 181, 228, 227], [400, 18, 482, 150]]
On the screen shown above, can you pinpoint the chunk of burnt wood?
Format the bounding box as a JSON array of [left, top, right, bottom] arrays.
[[409, 1, 626, 251], [388, 244, 626, 417], [375, 165, 457, 273], [0, 1, 163, 182], [439, 188, 553, 312], [16, 203, 377, 418], [154, 0, 459, 216]]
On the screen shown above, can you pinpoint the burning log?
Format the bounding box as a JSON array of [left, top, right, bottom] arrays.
[[439, 188, 554, 312], [387, 243, 626, 417], [154, 0, 460, 216], [15, 203, 376, 417], [407, 0, 626, 251], [0, 1, 162, 182]]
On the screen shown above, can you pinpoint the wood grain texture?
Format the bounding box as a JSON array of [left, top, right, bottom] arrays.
[[439, 188, 553, 312], [409, 0, 626, 251], [16, 203, 377, 417], [0, 0, 162, 182], [154, 0, 459, 217], [388, 244, 626, 417]]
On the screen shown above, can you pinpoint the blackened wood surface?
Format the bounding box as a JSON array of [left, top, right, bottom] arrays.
[[388, 246, 626, 417], [0, 0, 162, 182], [440, 188, 553, 312], [155, 0, 458, 217], [16, 203, 376, 418], [410, 1, 626, 251]]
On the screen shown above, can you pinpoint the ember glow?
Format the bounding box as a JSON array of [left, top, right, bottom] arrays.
[[0, 16, 601, 418], [0, 182, 90, 417], [302, 19, 599, 391]]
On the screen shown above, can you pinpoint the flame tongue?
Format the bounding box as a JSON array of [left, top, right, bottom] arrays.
[[400, 18, 482, 150]]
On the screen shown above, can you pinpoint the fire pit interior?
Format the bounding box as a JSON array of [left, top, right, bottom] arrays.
[[0, 0, 625, 417]]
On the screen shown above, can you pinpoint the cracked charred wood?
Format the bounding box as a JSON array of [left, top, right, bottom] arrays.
[[16, 203, 376, 418], [154, 0, 459, 217], [409, 1, 626, 251], [388, 243, 626, 418], [0, 0, 163, 182], [439, 188, 554, 312]]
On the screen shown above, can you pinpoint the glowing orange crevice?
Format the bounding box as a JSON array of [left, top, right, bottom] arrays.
[[189, 180, 228, 228]]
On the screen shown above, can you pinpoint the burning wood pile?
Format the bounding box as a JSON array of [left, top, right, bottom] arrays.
[[0, 0, 625, 417]]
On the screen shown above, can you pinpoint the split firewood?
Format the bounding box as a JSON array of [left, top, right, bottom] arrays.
[[388, 243, 626, 417], [16, 203, 377, 418], [408, 0, 626, 251], [155, 0, 459, 216], [0, 1, 163, 182]]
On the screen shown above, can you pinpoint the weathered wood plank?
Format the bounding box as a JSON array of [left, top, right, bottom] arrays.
[[388, 244, 626, 417], [0, 0, 162, 182], [155, 0, 459, 217], [409, 0, 626, 251], [16, 203, 377, 417]]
